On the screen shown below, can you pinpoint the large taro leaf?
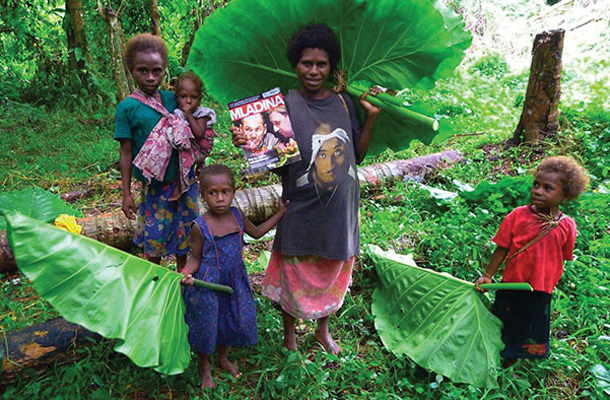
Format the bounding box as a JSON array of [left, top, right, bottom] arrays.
[[1, 210, 190, 375], [366, 245, 502, 388], [187, 0, 471, 155], [0, 187, 83, 230]]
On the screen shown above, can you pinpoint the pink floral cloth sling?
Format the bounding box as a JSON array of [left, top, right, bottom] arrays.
[[131, 90, 197, 194]]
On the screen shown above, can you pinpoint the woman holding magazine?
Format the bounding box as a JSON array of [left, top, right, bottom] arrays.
[[230, 23, 381, 355]]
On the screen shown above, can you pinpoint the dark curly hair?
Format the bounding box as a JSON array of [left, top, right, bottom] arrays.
[[175, 71, 203, 95], [534, 156, 589, 200], [124, 33, 169, 72], [199, 164, 235, 190], [286, 24, 341, 72]]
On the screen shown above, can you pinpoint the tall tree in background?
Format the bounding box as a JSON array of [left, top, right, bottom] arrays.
[[65, 0, 89, 85], [150, 0, 161, 36], [98, 1, 132, 100], [509, 29, 564, 146]]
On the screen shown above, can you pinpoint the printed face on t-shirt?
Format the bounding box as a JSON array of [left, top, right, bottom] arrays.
[[313, 137, 348, 190]]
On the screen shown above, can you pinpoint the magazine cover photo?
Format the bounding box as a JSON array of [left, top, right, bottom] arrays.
[[229, 87, 300, 173]]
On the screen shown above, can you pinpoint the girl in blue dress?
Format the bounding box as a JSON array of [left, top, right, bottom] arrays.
[[180, 164, 287, 389]]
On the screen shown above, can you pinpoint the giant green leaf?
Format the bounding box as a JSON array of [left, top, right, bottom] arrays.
[[187, 0, 471, 154], [366, 244, 503, 388], [1, 210, 190, 375], [0, 187, 83, 230]]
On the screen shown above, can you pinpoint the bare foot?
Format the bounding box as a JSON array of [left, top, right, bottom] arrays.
[[218, 357, 241, 378], [199, 365, 216, 389], [283, 329, 298, 351], [314, 330, 341, 355]]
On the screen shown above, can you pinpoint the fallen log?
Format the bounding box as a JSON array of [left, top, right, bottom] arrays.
[[1, 318, 100, 384], [0, 151, 462, 273]]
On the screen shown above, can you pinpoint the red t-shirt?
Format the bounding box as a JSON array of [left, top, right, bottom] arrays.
[[493, 205, 577, 294]]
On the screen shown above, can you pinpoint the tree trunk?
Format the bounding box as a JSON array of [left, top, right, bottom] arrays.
[[65, 0, 88, 84], [181, 0, 226, 67], [1, 318, 100, 384], [150, 0, 162, 37], [509, 29, 564, 146], [0, 151, 462, 273], [98, 1, 131, 101]]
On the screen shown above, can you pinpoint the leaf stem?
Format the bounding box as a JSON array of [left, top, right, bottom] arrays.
[[479, 282, 533, 291], [192, 278, 234, 294], [346, 84, 439, 130]]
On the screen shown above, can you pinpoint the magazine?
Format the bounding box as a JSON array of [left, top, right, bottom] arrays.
[[228, 87, 301, 174]]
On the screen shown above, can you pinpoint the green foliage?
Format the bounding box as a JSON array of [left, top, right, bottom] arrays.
[[367, 245, 503, 388], [0, 187, 82, 230], [2, 210, 192, 375], [0, 103, 117, 191]]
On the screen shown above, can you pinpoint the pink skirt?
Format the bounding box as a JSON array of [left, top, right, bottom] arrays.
[[261, 251, 354, 319]]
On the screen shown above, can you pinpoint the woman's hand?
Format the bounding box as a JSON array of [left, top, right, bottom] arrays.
[[474, 276, 492, 293], [122, 194, 137, 220], [359, 86, 383, 117], [229, 125, 247, 148]]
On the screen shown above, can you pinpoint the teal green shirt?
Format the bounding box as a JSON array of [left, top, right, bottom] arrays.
[[114, 90, 178, 183]]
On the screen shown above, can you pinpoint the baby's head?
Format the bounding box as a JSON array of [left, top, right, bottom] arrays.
[[175, 72, 203, 112], [534, 156, 589, 201], [198, 164, 235, 192]]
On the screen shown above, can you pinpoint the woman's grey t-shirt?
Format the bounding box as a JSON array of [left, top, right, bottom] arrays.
[[272, 90, 362, 260]]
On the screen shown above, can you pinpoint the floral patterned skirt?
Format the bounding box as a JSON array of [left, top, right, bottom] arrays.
[[134, 171, 199, 257], [492, 290, 552, 359], [261, 251, 354, 319]]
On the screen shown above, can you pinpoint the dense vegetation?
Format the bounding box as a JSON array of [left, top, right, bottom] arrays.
[[1, 0, 609, 398]]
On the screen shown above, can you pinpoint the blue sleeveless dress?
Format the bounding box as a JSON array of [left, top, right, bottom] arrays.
[[183, 208, 258, 354]]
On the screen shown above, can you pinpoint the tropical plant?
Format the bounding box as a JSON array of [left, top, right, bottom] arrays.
[[366, 244, 504, 388], [187, 0, 472, 155], [2, 210, 229, 375]]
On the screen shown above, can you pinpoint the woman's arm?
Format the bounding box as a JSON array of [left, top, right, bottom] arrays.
[[355, 88, 382, 159], [241, 199, 288, 239], [475, 245, 509, 292], [119, 139, 136, 220], [180, 223, 204, 285]]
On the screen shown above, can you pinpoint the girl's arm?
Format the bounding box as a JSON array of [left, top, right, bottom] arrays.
[[241, 199, 289, 239], [475, 245, 509, 292], [180, 223, 204, 286], [356, 88, 382, 159], [184, 112, 209, 140], [119, 139, 136, 220]]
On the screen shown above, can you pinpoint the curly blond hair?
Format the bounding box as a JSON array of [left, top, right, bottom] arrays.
[[535, 156, 589, 200]]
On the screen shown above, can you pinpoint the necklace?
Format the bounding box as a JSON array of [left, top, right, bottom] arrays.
[[315, 183, 338, 208]]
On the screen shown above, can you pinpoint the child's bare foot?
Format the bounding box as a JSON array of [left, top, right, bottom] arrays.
[[282, 329, 298, 351], [314, 330, 341, 355], [218, 357, 241, 378], [199, 364, 216, 389]]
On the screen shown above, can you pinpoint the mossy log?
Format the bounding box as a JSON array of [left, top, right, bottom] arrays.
[[0, 151, 462, 273], [1, 318, 100, 384]]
